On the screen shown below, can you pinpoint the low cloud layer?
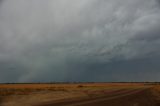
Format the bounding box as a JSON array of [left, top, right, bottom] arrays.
[[0, 0, 160, 82]]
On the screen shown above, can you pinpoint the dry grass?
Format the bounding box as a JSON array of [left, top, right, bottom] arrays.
[[0, 83, 149, 106], [150, 85, 160, 101], [0, 83, 147, 96]]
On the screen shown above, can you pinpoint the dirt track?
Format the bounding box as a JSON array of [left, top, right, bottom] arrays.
[[36, 88, 158, 106]]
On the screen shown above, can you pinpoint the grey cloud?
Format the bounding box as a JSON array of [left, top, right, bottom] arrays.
[[157, 0, 160, 4], [0, 0, 160, 82]]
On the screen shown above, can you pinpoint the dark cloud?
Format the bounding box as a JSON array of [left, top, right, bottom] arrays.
[[157, 0, 160, 4], [0, 0, 160, 82], [132, 24, 160, 42]]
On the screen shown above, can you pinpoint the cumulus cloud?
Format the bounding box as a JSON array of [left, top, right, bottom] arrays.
[[0, 0, 160, 82]]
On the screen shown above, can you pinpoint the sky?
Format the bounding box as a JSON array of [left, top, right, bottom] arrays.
[[0, 0, 160, 82]]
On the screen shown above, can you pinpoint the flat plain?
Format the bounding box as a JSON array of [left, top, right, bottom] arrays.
[[0, 83, 159, 106]]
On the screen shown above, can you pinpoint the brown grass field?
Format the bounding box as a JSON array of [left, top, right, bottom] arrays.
[[0, 83, 160, 106]]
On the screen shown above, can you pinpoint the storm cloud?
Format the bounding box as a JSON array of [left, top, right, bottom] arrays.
[[0, 0, 160, 82]]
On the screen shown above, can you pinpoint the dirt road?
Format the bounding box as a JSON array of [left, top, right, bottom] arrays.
[[36, 88, 159, 106]]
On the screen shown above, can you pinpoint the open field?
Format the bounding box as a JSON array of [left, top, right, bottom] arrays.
[[0, 83, 160, 106]]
